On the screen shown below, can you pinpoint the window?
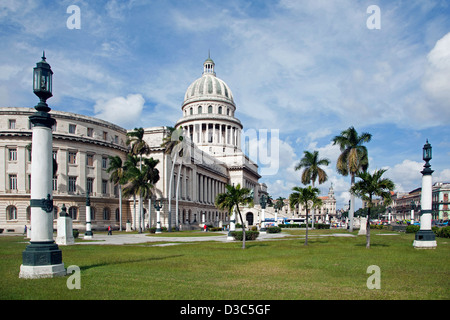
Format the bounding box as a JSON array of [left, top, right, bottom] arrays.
[[103, 131, 108, 140], [102, 179, 108, 194], [90, 207, 96, 221], [208, 105, 213, 113], [114, 135, 119, 144], [28, 174, 31, 191], [52, 150, 57, 160], [68, 207, 77, 220], [9, 174, 17, 190], [52, 176, 58, 191], [9, 119, 16, 129], [103, 207, 110, 220], [68, 151, 77, 164], [27, 149, 32, 162], [69, 124, 76, 134], [198, 106, 202, 114], [87, 127, 94, 137], [115, 208, 120, 221], [218, 106, 222, 114], [102, 157, 108, 169], [26, 206, 31, 221], [87, 178, 94, 195], [51, 122, 57, 132], [87, 154, 94, 166], [8, 148, 17, 161], [190, 108, 193, 115], [68, 176, 77, 192], [7, 206, 17, 220]]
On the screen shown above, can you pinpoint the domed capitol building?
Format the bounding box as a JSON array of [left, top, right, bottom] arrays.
[[0, 56, 272, 233]]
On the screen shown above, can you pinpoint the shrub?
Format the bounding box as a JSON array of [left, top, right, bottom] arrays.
[[435, 226, 450, 238], [266, 226, 281, 233], [279, 224, 300, 228], [73, 229, 79, 239], [208, 227, 223, 232], [230, 230, 259, 241], [406, 225, 420, 233]]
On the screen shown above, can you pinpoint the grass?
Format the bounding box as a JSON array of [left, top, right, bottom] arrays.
[[0, 229, 449, 300]]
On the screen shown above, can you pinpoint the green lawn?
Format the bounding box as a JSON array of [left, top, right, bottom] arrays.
[[0, 229, 449, 300]]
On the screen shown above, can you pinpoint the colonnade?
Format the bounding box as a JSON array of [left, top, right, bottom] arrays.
[[184, 123, 241, 148]]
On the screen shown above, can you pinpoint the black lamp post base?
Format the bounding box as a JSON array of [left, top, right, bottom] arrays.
[[413, 230, 437, 249], [19, 241, 66, 278]]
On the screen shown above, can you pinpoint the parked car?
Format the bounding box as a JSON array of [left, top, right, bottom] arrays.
[[436, 220, 449, 227]]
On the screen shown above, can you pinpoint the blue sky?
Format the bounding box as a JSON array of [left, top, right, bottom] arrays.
[[1, 0, 449, 209]]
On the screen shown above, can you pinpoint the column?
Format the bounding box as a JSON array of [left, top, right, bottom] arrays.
[[20, 106, 65, 278]]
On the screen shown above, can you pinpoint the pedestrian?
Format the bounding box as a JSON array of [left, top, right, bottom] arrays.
[[204, 224, 207, 232], [23, 225, 27, 235], [107, 225, 112, 235]]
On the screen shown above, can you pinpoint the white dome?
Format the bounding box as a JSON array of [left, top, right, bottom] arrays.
[[183, 57, 234, 106]]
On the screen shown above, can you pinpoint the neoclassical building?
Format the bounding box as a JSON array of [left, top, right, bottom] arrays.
[[0, 107, 128, 232], [0, 56, 265, 232]]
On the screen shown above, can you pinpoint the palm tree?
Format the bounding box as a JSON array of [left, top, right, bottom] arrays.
[[295, 150, 329, 228], [332, 126, 372, 232], [350, 169, 395, 248], [126, 127, 150, 232], [122, 158, 160, 233], [161, 126, 185, 231], [141, 157, 160, 230], [215, 184, 253, 249], [295, 150, 330, 186], [274, 196, 285, 223], [289, 186, 322, 245], [107, 155, 126, 231], [123, 154, 139, 230]]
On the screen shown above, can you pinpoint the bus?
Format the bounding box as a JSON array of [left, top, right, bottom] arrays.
[[285, 218, 306, 225]]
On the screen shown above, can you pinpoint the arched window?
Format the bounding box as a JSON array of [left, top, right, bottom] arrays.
[[103, 207, 110, 220], [198, 106, 202, 114], [115, 208, 120, 221], [218, 106, 222, 114], [91, 207, 96, 221], [190, 107, 193, 115], [208, 105, 213, 113], [7, 206, 17, 220], [68, 207, 78, 220], [26, 206, 31, 221]]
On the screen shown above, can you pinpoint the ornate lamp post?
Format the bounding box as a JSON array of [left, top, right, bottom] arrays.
[[20, 53, 66, 278], [413, 140, 437, 249], [260, 194, 267, 232], [84, 191, 93, 239], [410, 200, 416, 225], [153, 198, 163, 234]]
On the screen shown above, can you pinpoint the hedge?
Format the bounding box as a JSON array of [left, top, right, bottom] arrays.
[[434, 226, 450, 238], [230, 230, 259, 241], [266, 226, 281, 233]]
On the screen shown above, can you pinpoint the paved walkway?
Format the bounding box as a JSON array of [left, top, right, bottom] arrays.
[[75, 231, 357, 246]]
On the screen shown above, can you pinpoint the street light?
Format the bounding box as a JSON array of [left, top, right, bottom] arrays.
[[20, 53, 65, 278], [153, 198, 163, 234], [260, 194, 267, 232], [413, 140, 437, 249], [410, 200, 415, 224]]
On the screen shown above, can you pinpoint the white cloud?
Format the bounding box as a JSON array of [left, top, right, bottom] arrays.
[[382, 159, 423, 193], [422, 32, 450, 105], [94, 94, 145, 128]]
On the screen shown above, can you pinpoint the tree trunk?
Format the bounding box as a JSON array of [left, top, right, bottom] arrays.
[[167, 153, 177, 233], [305, 209, 309, 246], [119, 185, 123, 231], [366, 200, 371, 249], [236, 206, 246, 249], [175, 163, 182, 231], [349, 173, 355, 232]]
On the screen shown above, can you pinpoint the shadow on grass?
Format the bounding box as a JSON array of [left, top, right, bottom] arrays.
[[79, 254, 184, 271]]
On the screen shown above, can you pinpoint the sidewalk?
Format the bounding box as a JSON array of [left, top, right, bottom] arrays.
[[75, 231, 354, 246]]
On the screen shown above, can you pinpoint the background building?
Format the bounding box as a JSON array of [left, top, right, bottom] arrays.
[[1, 57, 266, 232]]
